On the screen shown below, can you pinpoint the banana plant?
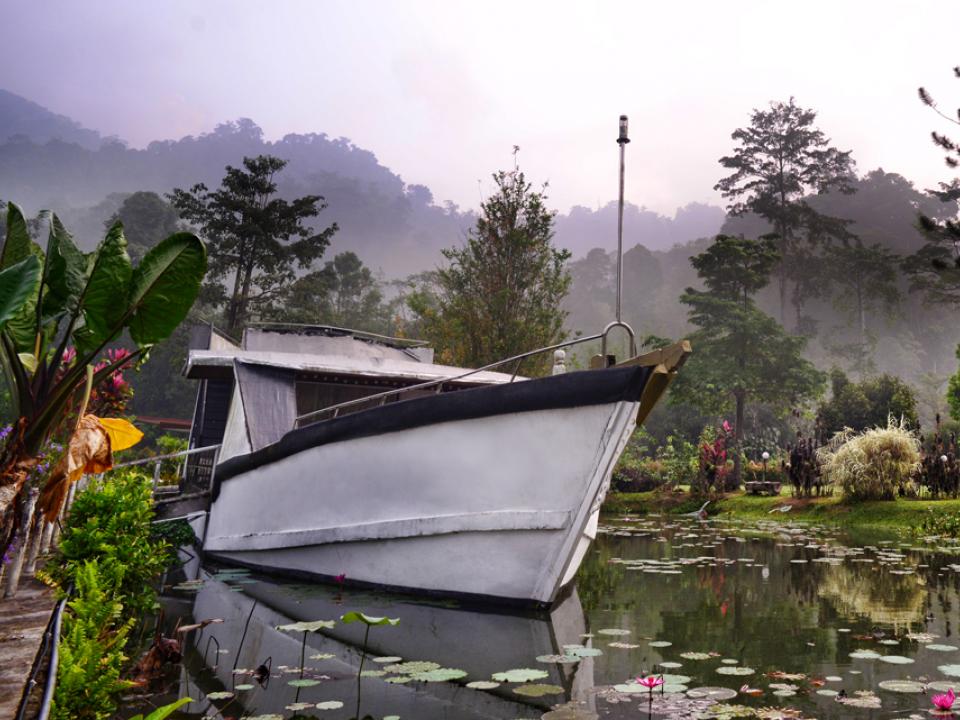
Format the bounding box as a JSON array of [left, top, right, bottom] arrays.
[[0, 202, 207, 551]]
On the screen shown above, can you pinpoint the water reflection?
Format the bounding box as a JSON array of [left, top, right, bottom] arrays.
[[134, 519, 960, 720]]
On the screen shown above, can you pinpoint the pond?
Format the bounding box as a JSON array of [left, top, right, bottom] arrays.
[[131, 517, 960, 720]]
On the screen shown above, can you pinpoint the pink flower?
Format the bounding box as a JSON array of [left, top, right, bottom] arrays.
[[107, 347, 132, 363], [62, 347, 76, 365], [334, 573, 346, 584], [636, 675, 664, 690], [933, 688, 955, 711]]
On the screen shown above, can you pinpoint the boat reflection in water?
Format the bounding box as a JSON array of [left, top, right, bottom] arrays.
[[165, 564, 594, 719]]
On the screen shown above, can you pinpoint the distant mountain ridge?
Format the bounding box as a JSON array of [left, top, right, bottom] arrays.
[[0, 89, 104, 149], [0, 89, 725, 274]]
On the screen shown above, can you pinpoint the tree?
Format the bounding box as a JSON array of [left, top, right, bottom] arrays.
[[817, 369, 918, 435], [823, 239, 900, 377], [0, 203, 205, 552], [672, 235, 825, 486], [907, 69, 960, 304], [107, 191, 181, 262], [169, 155, 337, 336], [409, 165, 571, 373], [270, 251, 394, 334], [715, 98, 856, 329]]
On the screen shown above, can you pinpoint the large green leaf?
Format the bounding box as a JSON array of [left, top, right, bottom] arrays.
[[340, 611, 399, 626], [42, 214, 86, 318], [127, 232, 206, 347], [1, 202, 33, 269], [73, 222, 133, 356], [0, 256, 42, 327]]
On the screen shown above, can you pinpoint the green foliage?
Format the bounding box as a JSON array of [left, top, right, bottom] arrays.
[[107, 191, 182, 263], [127, 698, 194, 720], [817, 369, 919, 435], [614, 429, 698, 491], [672, 235, 825, 484], [45, 469, 170, 617], [409, 165, 571, 373], [51, 561, 134, 720], [919, 507, 960, 538], [169, 155, 338, 335], [948, 345, 960, 424], [0, 202, 205, 457], [269, 251, 395, 333], [818, 418, 921, 501]]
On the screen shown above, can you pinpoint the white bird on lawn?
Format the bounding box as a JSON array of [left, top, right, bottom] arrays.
[[768, 504, 792, 514], [685, 501, 710, 520]]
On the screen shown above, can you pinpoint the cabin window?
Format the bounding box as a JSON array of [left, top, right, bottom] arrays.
[[295, 381, 392, 419]]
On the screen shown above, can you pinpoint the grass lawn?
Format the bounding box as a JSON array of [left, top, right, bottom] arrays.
[[601, 487, 960, 536]]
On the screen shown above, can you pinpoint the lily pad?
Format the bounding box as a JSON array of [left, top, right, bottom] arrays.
[[234, 683, 255, 690], [686, 686, 738, 700], [649, 640, 673, 648], [537, 654, 581, 664], [466, 680, 501, 689], [660, 661, 683, 669], [564, 646, 603, 658], [315, 701, 344, 710], [207, 691, 234, 699], [513, 683, 565, 697], [373, 656, 403, 663], [679, 652, 713, 660], [716, 666, 754, 676], [877, 679, 926, 693], [384, 661, 440, 674], [309, 653, 335, 660], [276, 620, 335, 632], [878, 655, 914, 664], [492, 668, 549, 683], [384, 676, 412, 684], [849, 650, 882, 659], [939, 664, 960, 677], [285, 703, 315, 712], [340, 611, 399, 626], [928, 681, 958, 692], [928, 645, 960, 652], [410, 667, 467, 682], [287, 679, 321, 687]]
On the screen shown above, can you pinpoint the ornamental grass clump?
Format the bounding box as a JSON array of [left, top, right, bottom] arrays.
[[818, 417, 920, 501]]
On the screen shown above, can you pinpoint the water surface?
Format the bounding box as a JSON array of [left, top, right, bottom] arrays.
[[132, 517, 960, 719]]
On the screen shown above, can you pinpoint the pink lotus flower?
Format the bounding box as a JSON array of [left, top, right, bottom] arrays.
[[62, 347, 76, 365], [933, 688, 956, 711], [636, 675, 664, 690], [334, 573, 346, 584]]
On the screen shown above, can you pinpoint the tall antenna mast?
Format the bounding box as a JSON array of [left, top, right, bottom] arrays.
[[616, 115, 630, 323]]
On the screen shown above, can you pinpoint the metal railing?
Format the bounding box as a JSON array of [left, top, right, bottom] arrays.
[[111, 445, 221, 495], [295, 322, 637, 428]]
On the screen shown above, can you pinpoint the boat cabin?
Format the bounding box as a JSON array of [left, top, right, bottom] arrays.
[[184, 325, 516, 466]]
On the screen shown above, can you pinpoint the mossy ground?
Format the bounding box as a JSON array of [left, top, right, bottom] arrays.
[[601, 487, 960, 535]]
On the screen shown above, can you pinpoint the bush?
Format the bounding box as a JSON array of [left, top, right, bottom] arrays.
[[742, 460, 786, 484], [818, 418, 921, 500], [45, 469, 170, 617], [52, 561, 134, 720]]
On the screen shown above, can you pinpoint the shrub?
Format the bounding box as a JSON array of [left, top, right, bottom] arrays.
[[52, 561, 134, 720], [818, 417, 921, 501], [742, 460, 786, 484], [45, 469, 170, 618]]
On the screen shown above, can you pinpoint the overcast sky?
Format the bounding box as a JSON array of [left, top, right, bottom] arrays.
[[2, 1, 959, 215]]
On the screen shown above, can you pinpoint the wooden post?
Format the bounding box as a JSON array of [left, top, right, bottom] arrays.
[[23, 514, 44, 575], [4, 488, 38, 598]]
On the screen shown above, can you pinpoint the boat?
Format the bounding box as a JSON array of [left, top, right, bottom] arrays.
[[184, 323, 689, 606], [180, 115, 689, 606]]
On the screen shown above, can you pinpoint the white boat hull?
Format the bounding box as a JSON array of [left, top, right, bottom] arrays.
[[203, 367, 649, 605]]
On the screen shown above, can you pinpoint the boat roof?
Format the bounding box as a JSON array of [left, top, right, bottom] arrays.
[[185, 324, 521, 385], [185, 348, 518, 385]]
